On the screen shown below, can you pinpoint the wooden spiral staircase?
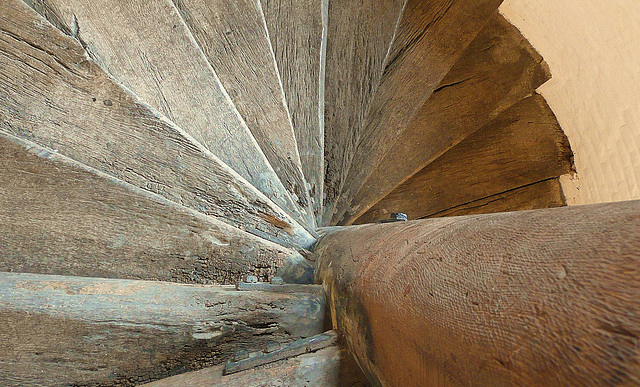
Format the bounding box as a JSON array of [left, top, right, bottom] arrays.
[[2, 0, 640, 385]]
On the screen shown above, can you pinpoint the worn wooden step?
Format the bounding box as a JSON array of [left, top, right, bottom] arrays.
[[261, 0, 328, 223], [322, 0, 405, 226], [354, 95, 574, 224], [171, 0, 313, 225], [144, 346, 367, 387], [427, 178, 566, 219], [27, 0, 312, 231], [329, 0, 503, 225], [0, 0, 315, 248], [0, 132, 313, 284], [0, 272, 325, 386], [341, 13, 551, 224]]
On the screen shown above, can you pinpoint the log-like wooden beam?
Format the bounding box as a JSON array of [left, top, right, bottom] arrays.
[[0, 273, 325, 385], [316, 201, 640, 386]]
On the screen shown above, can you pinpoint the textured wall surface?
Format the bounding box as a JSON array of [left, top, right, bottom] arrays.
[[500, 0, 640, 205]]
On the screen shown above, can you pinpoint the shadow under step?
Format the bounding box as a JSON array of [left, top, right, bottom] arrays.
[[28, 0, 314, 232], [0, 0, 316, 248], [0, 133, 314, 285], [325, 0, 503, 225], [341, 12, 552, 225], [355, 94, 574, 224], [0, 272, 325, 386]]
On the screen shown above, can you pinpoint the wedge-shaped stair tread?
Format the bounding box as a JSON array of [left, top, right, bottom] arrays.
[[28, 0, 310, 229], [0, 0, 315, 248], [331, 0, 503, 225], [172, 0, 312, 221], [0, 272, 324, 386], [144, 346, 366, 387], [262, 0, 327, 222], [428, 178, 566, 219], [322, 0, 405, 225], [356, 95, 574, 224], [0, 133, 312, 284], [342, 13, 551, 224]]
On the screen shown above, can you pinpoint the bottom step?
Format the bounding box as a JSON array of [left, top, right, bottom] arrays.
[[144, 346, 367, 387], [0, 273, 324, 386]]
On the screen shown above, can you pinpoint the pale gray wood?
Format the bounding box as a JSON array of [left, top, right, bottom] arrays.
[[261, 0, 326, 223], [332, 0, 503, 225], [343, 14, 552, 224], [28, 0, 312, 232], [0, 132, 312, 284], [0, 0, 315, 248], [172, 0, 313, 226], [322, 0, 405, 225], [355, 95, 574, 224], [144, 346, 367, 387], [0, 272, 325, 386]]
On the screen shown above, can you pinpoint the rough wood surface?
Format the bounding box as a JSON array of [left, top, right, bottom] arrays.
[[28, 0, 310, 227], [0, 0, 315, 248], [0, 273, 325, 386], [343, 14, 551, 224], [354, 95, 574, 224], [0, 133, 312, 285], [321, 0, 405, 225], [331, 0, 504, 225], [316, 201, 640, 386], [172, 0, 312, 223], [144, 346, 367, 387], [426, 178, 566, 219], [261, 0, 327, 222]]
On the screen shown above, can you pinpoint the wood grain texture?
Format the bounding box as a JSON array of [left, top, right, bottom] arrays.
[[343, 14, 551, 224], [28, 0, 310, 228], [261, 0, 327, 223], [354, 95, 574, 224], [426, 178, 566, 219], [172, 0, 313, 222], [0, 273, 325, 386], [316, 201, 640, 386], [331, 0, 504, 225], [321, 0, 405, 225], [144, 346, 367, 387], [0, 0, 315, 248], [0, 133, 312, 285]]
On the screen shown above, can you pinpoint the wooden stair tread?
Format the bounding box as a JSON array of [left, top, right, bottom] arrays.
[[322, 0, 405, 226], [355, 95, 574, 224], [143, 346, 367, 387], [0, 272, 325, 385], [172, 0, 313, 226], [0, 133, 313, 284], [0, 0, 315, 248], [262, 0, 328, 223], [28, 0, 312, 230], [331, 0, 503, 225], [343, 13, 552, 225]]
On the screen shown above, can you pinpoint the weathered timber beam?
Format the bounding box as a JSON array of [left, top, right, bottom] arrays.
[[0, 273, 324, 386], [316, 201, 640, 386]]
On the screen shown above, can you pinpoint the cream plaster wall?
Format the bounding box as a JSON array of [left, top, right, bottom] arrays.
[[500, 1, 640, 205]]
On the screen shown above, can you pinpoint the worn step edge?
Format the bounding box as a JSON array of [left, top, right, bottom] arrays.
[[0, 131, 315, 284], [0, 1, 317, 248], [27, 0, 315, 233], [171, 0, 314, 228], [0, 272, 325, 386]]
